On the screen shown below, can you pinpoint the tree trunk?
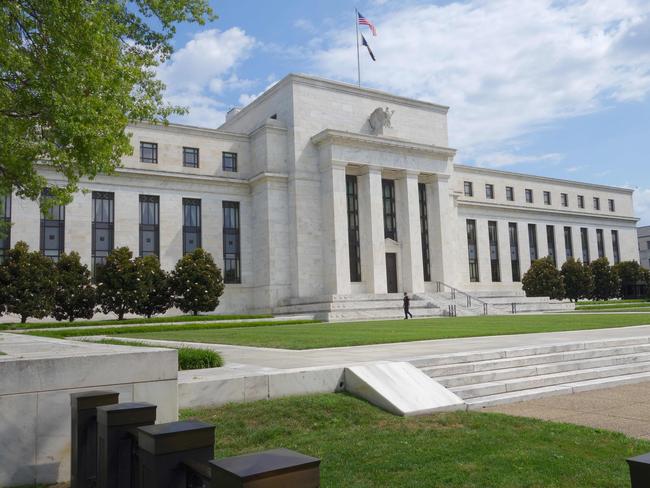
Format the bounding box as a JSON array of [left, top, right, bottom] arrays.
[[193, 310, 198, 316], [21, 315, 27, 324], [118, 311, 124, 320]]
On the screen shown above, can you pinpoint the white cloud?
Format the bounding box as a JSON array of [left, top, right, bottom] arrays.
[[471, 151, 563, 169], [310, 0, 650, 165]]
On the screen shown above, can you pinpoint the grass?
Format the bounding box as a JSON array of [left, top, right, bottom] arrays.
[[182, 393, 648, 487], [575, 302, 650, 311], [118, 313, 650, 350], [577, 299, 647, 305], [0, 313, 273, 331]]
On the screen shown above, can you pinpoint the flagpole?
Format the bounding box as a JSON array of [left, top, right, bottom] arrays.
[[355, 8, 361, 87]]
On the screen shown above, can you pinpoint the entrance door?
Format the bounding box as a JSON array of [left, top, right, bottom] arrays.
[[386, 253, 398, 293]]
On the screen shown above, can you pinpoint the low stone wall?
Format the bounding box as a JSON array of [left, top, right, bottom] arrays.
[[0, 333, 178, 487]]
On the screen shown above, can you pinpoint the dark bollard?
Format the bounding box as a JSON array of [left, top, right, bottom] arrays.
[[210, 448, 320, 488], [137, 420, 215, 488], [627, 452, 650, 487], [97, 402, 157, 488], [70, 391, 120, 488]]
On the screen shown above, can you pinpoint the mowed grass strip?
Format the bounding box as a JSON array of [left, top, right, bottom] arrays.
[[183, 393, 648, 487], [119, 313, 650, 350], [575, 302, 650, 311]]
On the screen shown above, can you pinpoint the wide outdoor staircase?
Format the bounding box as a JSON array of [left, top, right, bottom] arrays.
[[412, 336, 650, 409]]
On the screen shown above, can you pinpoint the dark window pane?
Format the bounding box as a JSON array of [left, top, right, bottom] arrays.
[[223, 152, 238, 172], [140, 142, 158, 164], [183, 147, 199, 168]]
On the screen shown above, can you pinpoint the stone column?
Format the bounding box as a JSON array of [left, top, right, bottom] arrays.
[[396, 171, 424, 293], [497, 220, 511, 283], [427, 175, 455, 286], [358, 166, 386, 294]]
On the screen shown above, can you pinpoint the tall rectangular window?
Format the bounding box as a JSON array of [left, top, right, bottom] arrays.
[[612, 230, 620, 264], [593, 197, 600, 210], [346, 176, 361, 282], [581, 227, 590, 264], [578, 195, 585, 208], [382, 179, 397, 240], [546, 225, 556, 266], [223, 201, 241, 283], [222, 152, 237, 172], [564, 226, 573, 259], [92, 192, 114, 270], [543, 191, 551, 205], [464, 181, 473, 197], [40, 189, 65, 261], [139, 195, 159, 257], [183, 147, 199, 168], [528, 224, 538, 261], [0, 194, 11, 263], [419, 183, 431, 282], [596, 229, 605, 258], [561, 193, 568, 207], [140, 142, 158, 164], [183, 198, 202, 255], [509, 222, 520, 282], [525, 189, 533, 203], [488, 221, 500, 282], [608, 199, 615, 212], [466, 219, 479, 282], [485, 184, 494, 199], [506, 186, 514, 201]]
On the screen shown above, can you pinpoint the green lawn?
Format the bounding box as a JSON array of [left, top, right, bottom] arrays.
[[183, 393, 647, 487], [119, 313, 650, 349], [575, 302, 650, 311]]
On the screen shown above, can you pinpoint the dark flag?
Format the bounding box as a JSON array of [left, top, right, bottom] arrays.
[[361, 34, 376, 61]]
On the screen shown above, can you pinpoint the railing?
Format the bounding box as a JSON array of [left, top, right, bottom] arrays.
[[435, 281, 490, 315]]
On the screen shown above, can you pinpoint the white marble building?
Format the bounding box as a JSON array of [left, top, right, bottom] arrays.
[[639, 226, 650, 270], [2, 74, 640, 315]]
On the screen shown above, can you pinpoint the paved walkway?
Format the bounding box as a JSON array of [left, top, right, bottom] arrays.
[[486, 381, 650, 439]]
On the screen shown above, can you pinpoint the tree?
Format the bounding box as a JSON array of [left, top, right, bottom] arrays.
[[171, 249, 224, 315], [52, 252, 96, 322], [589, 258, 619, 301], [561, 258, 593, 302], [0, 1, 215, 206], [521, 257, 565, 300], [0, 241, 56, 323], [95, 247, 138, 320], [614, 261, 646, 299], [133, 255, 172, 318]]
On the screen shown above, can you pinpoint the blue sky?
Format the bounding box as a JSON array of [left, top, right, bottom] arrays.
[[160, 0, 650, 224]]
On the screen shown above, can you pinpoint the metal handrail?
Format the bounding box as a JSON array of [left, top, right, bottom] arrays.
[[435, 281, 490, 315]]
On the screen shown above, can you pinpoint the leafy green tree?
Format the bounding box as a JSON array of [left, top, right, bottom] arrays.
[[561, 258, 593, 302], [589, 258, 619, 301], [614, 261, 646, 299], [0, 241, 56, 323], [521, 257, 565, 300], [0, 1, 215, 206], [133, 255, 172, 318], [53, 252, 96, 322], [95, 247, 138, 320], [171, 249, 224, 315]]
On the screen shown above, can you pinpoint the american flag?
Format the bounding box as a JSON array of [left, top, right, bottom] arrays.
[[357, 11, 377, 36]]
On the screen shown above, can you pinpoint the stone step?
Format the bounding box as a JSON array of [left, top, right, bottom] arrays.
[[274, 299, 434, 315], [322, 309, 443, 322]]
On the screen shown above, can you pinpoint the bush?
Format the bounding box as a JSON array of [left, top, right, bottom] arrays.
[[589, 258, 619, 301], [0, 241, 57, 323], [53, 252, 96, 322], [561, 258, 593, 302], [522, 257, 565, 300], [177, 347, 223, 370], [95, 247, 138, 320], [614, 261, 648, 299], [171, 248, 224, 315], [133, 255, 172, 318]]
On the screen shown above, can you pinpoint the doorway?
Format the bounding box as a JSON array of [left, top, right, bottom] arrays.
[[386, 253, 398, 293]]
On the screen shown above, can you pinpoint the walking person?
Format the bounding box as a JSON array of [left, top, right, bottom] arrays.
[[403, 292, 413, 319]]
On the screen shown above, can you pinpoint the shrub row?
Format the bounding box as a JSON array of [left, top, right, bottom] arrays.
[[522, 257, 650, 302], [0, 242, 224, 323]]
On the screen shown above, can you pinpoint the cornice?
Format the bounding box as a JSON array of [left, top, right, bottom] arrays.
[[128, 121, 250, 142], [248, 172, 289, 186], [115, 167, 249, 186]]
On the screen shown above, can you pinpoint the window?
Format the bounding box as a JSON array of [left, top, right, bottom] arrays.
[[346, 176, 361, 282], [546, 225, 556, 266], [222, 152, 237, 172], [647, 241, 650, 250], [92, 192, 114, 271], [543, 191, 551, 205], [561, 193, 568, 207], [0, 194, 11, 263], [464, 181, 473, 197], [40, 189, 65, 261], [140, 142, 158, 164], [183, 198, 202, 255], [608, 199, 615, 212], [528, 224, 538, 262], [419, 183, 431, 282], [593, 197, 600, 210], [223, 201, 241, 283], [139, 195, 159, 257], [488, 221, 500, 282], [578, 195, 585, 208], [564, 226, 573, 259], [509, 223, 520, 282], [596, 229, 605, 258], [485, 184, 494, 199], [525, 189, 533, 203], [466, 219, 479, 282], [580, 227, 590, 264], [183, 147, 199, 168], [613, 234, 623, 261], [506, 186, 514, 201], [382, 179, 397, 240]]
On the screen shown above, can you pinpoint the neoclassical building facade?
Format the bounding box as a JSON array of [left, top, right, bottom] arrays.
[[2, 74, 640, 313]]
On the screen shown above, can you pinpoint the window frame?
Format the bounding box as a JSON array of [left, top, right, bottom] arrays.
[[506, 186, 514, 202], [0, 194, 11, 263], [525, 189, 533, 203], [183, 147, 200, 168], [346, 175, 362, 282], [509, 222, 520, 282], [419, 183, 431, 282], [561, 193, 568, 207], [577, 195, 585, 208], [222, 152, 238, 172], [464, 181, 473, 197], [485, 184, 495, 200], [528, 223, 538, 261], [543, 191, 551, 205], [382, 179, 397, 240], [182, 198, 202, 255], [593, 197, 600, 210], [139, 194, 160, 257], [40, 189, 65, 261], [608, 199, 615, 212], [466, 219, 479, 282], [91, 191, 114, 271], [488, 220, 500, 282], [546, 225, 556, 266], [223, 201, 241, 284], [140, 142, 158, 164]]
